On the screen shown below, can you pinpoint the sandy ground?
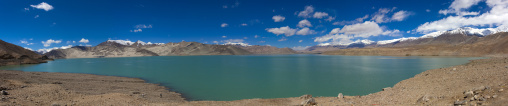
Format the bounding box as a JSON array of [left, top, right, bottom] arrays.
[[0, 57, 507, 105]]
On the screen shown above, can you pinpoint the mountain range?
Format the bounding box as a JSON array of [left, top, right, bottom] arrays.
[[0, 40, 51, 66], [43, 40, 296, 59], [302, 27, 508, 53]]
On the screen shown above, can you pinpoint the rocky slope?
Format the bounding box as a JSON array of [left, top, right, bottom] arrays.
[[233, 45, 297, 54], [324, 32, 508, 56], [45, 40, 252, 59], [0, 40, 50, 66]]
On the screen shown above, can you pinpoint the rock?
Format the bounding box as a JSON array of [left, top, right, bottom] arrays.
[[484, 95, 491, 99], [337, 93, 343, 99], [382, 87, 391, 91], [464, 91, 474, 98], [474, 95, 479, 100], [454, 100, 467, 105], [301, 98, 317, 106], [492, 95, 498, 98], [479, 97, 486, 101], [472, 86, 486, 92], [1, 90, 8, 95], [453, 68, 457, 70], [132, 91, 140, 94], [416, 95, 432, 103], [499, 89, 504, 92], [300, 94, 312, 99]]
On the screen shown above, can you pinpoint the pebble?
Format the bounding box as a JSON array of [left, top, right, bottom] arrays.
[[382, 87, 391, 91], [464, 91, 474, 98], [492, 95, 498, 98], [301, 98, 317, 106], [454, 100, 467, 105], [453, 68, 457, 71], [499, 89, 504, 92], [1, 90, 8, 95], [337, 93, 344, 99]]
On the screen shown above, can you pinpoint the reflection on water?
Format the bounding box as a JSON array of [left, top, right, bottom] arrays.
[[0, 55, 481, 101]]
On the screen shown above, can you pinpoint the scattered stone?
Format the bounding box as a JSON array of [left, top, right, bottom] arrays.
[[1, 90, 8, 95], [51, 103, 61, 106], [52, 82, 62, 84], [301, 98, 317, 106], [492, 95, 498, 98], [499, 89, 504, 92], [382, 87, 391, 91], [464, 91, 474, 98], [416, 95, 432, 103], [337, 93, 343, 99], [132, 91, 140, 94], [479, 97, 486, 101], [300, 94, 312, 99], [484, 95, 491, 99], [454, 100, 467, 105], [453, 68, 457, 71]]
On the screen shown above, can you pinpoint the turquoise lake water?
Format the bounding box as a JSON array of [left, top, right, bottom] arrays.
[[0, 55, 481, 101]]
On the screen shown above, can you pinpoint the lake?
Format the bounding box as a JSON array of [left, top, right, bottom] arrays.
[[0, 55, 481, 101]]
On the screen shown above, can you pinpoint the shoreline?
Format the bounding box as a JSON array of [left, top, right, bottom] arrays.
[[1, 56, 507, 105]]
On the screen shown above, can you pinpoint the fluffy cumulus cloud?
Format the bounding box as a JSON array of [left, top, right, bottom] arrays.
[[130, 24, 152, 32], [20, 39, 34, 45], [30, 2, 54, 11], [370, 7, 412, 23], [438, 0, 482, 15], [315, 21, 400, 45], [391, 11, 412, 21], [313, 12, 329, 19], [297, 19, 312, 28], [221, 23, 228, 27], [296, 27, 315, 35], [79, 38, 89, 43], [266, 26, 298, 36], [37, 45, 73, 54], [272, 15, 286, 22], [221, 39, 250, 46], [417, 0, 508, 33], [298, 6, 315, 18], [41, 39, 62, 47]]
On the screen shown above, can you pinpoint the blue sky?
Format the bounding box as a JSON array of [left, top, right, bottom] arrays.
[[1, 0, 507, 51]]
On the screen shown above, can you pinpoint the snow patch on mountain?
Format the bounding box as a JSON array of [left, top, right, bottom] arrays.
[[36, 45, 73, 54], [223, 42, 251, 47], [107, 40, 164, 46]]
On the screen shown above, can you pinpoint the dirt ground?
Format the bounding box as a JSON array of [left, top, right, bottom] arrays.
[[0, 57, 507, 105]]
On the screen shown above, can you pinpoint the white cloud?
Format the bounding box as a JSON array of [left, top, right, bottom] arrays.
[[299, 40, 303, 43], [135, 24, 152, 29], [297, 19, 312, 28], [426, 9, 431, 12], [313, 12, 329, 19], [130, 24, 152, 32], [41, 39, 62, 47], [296, 27, 315, 35], [213, 41, 219, 44], [79, 38, 89, 43], [258, 41, 266, 43], [272, 15, 285, 22], [130, 29, 142, 32], [292, 46, 310, 50], [241, 23, 248, 26], [254, 35, 259, 38], [221, 23, 228, 27], [222, 36, 227, 38], [315, 21, 400, 45], [278, 37, 287, 41], [221, 39, 250, 46], [20, 40, 34, 45], [438, 0, 482, 15], [37, 45, 73, 54], [298, 5, 314, 18], [266, 26, 297, 36], [417, 0, 508, 33], [333, 15, 368, 26], [34, 15, 39, 18], [371, 8, 395, 23], [30, 2, 54, 11], [325, 16, 336, 22], [24, 47, 33, 51], [243, 37, 248, 39], [391, 11, 412, 21], [24, 8, 29, 11]]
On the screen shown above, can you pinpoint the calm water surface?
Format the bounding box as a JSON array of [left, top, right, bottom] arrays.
[[0, 55, 481, 101]]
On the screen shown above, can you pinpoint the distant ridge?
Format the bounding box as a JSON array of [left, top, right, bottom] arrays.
[[0, 40, 51, 66]]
